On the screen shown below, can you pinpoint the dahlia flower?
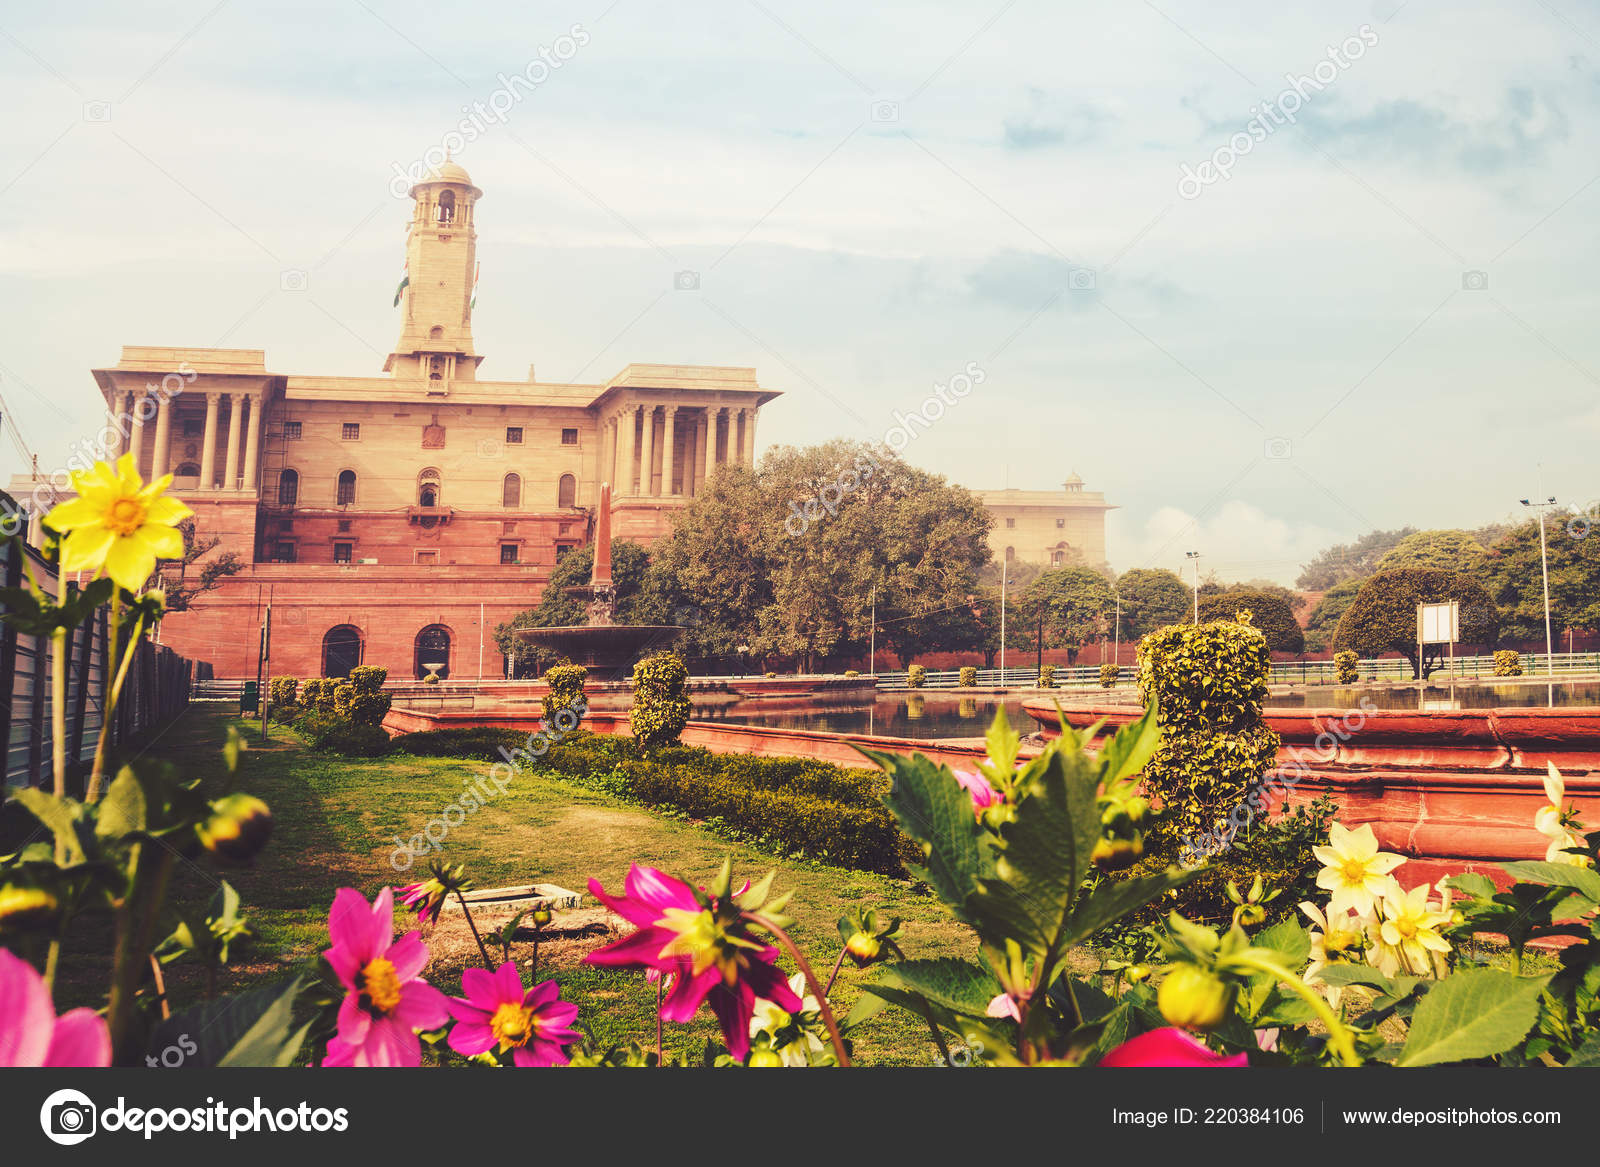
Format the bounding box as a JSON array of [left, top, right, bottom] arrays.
[[1312, 822, 1406, 916], [44, 454, 192, 593], [447, 962, 579, 1066], [1099, 1027, 1248, 1067], [321, 887, 450, 1066], [0, 949, 110, 1067]]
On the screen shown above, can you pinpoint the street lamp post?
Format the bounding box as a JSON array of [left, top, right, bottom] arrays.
[[1185, 551, 1202, 623], [1521, 496, 1558, 677]]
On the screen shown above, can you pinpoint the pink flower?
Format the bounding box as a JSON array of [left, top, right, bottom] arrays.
[[0, 949, 110, 1067], [321, 887, 450, 1067], [585, 863, 801, 1059], [986, 992, 1022, 1023], [952, 770, 1002, 818], [447, 962, 579, 1066], [397, 879, 446, 927], [1099, 1027, 1249, 1068]]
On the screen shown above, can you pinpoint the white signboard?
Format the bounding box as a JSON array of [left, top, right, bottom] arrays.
[[1417, 601, 1460, 645]]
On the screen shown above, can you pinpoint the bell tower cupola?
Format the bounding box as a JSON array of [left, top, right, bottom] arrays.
[[386, 157, 484, 383]]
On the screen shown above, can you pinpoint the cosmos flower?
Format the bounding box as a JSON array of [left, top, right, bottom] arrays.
[[952, 769, 1003, 818]]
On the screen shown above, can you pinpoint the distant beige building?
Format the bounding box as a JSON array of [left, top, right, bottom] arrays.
[[978, 474, 1114, 568]]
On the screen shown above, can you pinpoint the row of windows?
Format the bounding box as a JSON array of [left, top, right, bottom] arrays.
[[276, 470, 578, 509], [271, 542, 536, 565], [281, 422, 580, 445], [1002, 517, 1069, 529]]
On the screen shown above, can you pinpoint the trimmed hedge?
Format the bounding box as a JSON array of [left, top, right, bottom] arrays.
[[958, 666, 977, 687], [1037, 664, 1056, 689], [1334, 649, 1359, 684], [293, 712, 392, 757], [268, 676, 299, 708], [543, 664, 587, 720], [1099, 662, 1120, 688], [906, 665, 925, 689], [1494, 648, 1523, 677], [630, 652, 692, 752]]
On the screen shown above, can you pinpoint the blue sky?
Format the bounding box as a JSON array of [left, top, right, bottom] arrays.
[[3, 0, 1597, 584]]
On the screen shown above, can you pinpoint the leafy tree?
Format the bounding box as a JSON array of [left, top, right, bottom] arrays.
[[1302, 576, 1362, 653], [1482, 517, 1600, 641], [1016, 566, 1116, 664], [1296, 527, 1416, 590], [1197, 588, 1304, 654], [1376, 529, 1489, 575], [163, 519, 243, 612], [1115, 568, 1192, 639], [493, 540, 653, 675], [1333, 568, 1499, 678]]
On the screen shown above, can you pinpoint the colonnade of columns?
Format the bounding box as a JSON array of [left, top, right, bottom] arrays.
[[111, 389, 265, 492], [601, 403, 757, 497]]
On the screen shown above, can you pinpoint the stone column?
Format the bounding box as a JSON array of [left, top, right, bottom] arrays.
[[702, 408, 718, 482], [242, 393, 263, 493], [151, 391, 173, 478], [661, 406, 678, 496], [618, 404, 638, 495], [108, 392, 132, 460], [127, 393, 149, 477], [199, 392, 220, 489], [639, 405, 657, 497], [744, 407, 758, 466], [222, 394, 243, 491]]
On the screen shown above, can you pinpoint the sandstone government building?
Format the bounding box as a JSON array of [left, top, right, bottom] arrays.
[[14, 159, 1111, 680]]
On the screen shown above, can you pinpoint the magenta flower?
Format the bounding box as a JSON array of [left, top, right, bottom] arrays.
[[447, 962, 579, 1066], [952, 769, 1002, 818], [586, 863, 802, 1059], [398, 861, 469, 928], [0, 949, 110, 1067], [321, 887, 450, 1067], [1098, 1027, 1249, 1068]]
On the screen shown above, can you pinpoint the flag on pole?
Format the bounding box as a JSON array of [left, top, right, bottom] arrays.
[[392, 259, 410, 307], [470, 261, 480, 310]]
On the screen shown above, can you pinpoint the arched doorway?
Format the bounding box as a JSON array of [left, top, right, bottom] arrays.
[[322, 625, 363, 678], [414, 624, 451, 680]]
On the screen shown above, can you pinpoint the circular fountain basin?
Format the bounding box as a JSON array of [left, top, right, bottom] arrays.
[[516, 624, 683, 679]]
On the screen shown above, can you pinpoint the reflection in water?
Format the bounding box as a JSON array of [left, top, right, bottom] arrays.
[[1267, 681, 1600, 710]]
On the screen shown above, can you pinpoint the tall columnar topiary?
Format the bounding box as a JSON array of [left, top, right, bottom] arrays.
[[1334, 650, 1359, 685], [1137, 616, 1282, 844], [906, 665, 926, 689], [629, 652, 692, 753], [1099, 662, 1120, 689], [1037, 664, 1056, 689], [334, 665, 391, 726], [267, 676, 300, 709], [958, 666, 977, 687], [301, 678, 339, 714], [543, 663, 588, 721], [1494, 648, 1523, 677]]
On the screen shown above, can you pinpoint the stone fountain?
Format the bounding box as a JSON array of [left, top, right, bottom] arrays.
[[516, 482, 682, 679]]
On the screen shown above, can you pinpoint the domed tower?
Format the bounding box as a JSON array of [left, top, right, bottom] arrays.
[[386, 158, 484, 383]]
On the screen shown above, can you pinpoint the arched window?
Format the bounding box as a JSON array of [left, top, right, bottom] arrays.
[[1004, 545, 1015, 563], [322, 625, 363, 678], [428, 325, 443, 340], [174, 462, 200, 478], [502, 473, 521, 508], [278, 469, 299, 506], [1051, 550, 1065, 566], [557, 473, 577, 509], [336, 470, 357, 506], [414, 624, 451, 680], [418, 468, 441, 508], [436, 190, 455, 224]]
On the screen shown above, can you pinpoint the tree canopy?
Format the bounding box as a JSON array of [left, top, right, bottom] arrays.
[[1114, 568, 1192, 638], [1333, 567, 1499, 678], [1302, 576, 1363, 653], [1296, 527, 1417, 591], [1376, 529, 1489, 575], [1015, 566, 1116, 663], [1481, 516, 1600, 641], [1197, 588, 1305, 654]]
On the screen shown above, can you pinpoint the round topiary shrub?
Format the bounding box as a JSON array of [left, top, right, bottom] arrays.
[[1037, 664, 1056, 689], [906, 665, 926, 689], [300, 678, 339, 714], [334, 680, 392, 726], [630, 651, 693, 753], [543, 663, 588, 721], [844, 669, 860, 678], [1137, 617, 1282, 845], [1099, 662, 1120, 688], [267, 676, 300, 709], [1494, 648, 1523, 677], [958, 666, 977, 687], [1334, 649, 1359, 685], [765, 671, 777, 679]]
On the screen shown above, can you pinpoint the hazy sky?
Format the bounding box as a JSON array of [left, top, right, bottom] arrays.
[[4, 1, 1597, 584]]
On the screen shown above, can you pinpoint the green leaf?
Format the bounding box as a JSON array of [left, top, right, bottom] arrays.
[[1095, 700, 1161, 785], [148, 977, 307, 1068], [1396, 968, 1552, 1067], [1252, 918, 1312, 972], [96, 767, 148, 839], [1444, 872, 1498, 901], [861, 957, 1002, 1020], [838, 992, 888, 1033], [1063, 868, 1194, 950], [861, 748, 989, 919], [1498, 862, 1600, 905], [1567, 1032, 1600, 1067], [10, 788, 85, 864]]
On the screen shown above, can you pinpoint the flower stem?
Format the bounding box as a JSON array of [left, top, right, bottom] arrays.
[[655, 976, 664, 1067], [1231, 954, 1362, 1067], [823, 947, 848, 999], [455, 889, 494, 969], [88, 601, 143, 803], [746, 914, 851, 1067]]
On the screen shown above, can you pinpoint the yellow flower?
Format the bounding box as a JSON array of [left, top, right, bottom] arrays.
[[1313, 822, 1406, 916], [1535, 763, 1590, 867], [43, 455, 192, 593], [1299, 899, 1367, 1007], [1369, 882, 1453, 978]]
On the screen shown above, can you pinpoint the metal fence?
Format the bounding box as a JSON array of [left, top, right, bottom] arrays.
[[0, 539, 195, 790]]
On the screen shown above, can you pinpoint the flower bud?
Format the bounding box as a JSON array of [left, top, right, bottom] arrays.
[[197, 794, 273, 865], [1125, 964, 1151, 984], [1158, 965, 1235, 1032], [531, 908, 553, 927], [747, 1047, 785, 1067], [844, 930, 883, 967], [0, 883, 60, 933], [1091, 835, 1144, 872]]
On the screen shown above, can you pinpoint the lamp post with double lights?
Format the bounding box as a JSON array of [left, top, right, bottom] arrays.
[[1520, 496, 1558, 677]]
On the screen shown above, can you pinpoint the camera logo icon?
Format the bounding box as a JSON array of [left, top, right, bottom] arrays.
[[1461, 270, 1489, 291], [1264, 437, 1293, 461], [280, 269, 308, 292], [40, 1089, 97, 1145], [673, 270, 700, 291], [870, 99, 900, 123], [475, 437, 504, 460], [1068, 267, 1097, 292], [82, 101, 112, 122]]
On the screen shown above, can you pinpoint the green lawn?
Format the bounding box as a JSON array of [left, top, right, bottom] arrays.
[[50, 705, 990, 1066]]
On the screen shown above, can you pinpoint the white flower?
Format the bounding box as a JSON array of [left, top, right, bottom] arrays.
[[1535, 763, 1590, 867], [1299, 899, 1368, 1007], [749, 972, 827, 1066], [1368, 882, 1453, 978], [1313, 822, 1407, 916]]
